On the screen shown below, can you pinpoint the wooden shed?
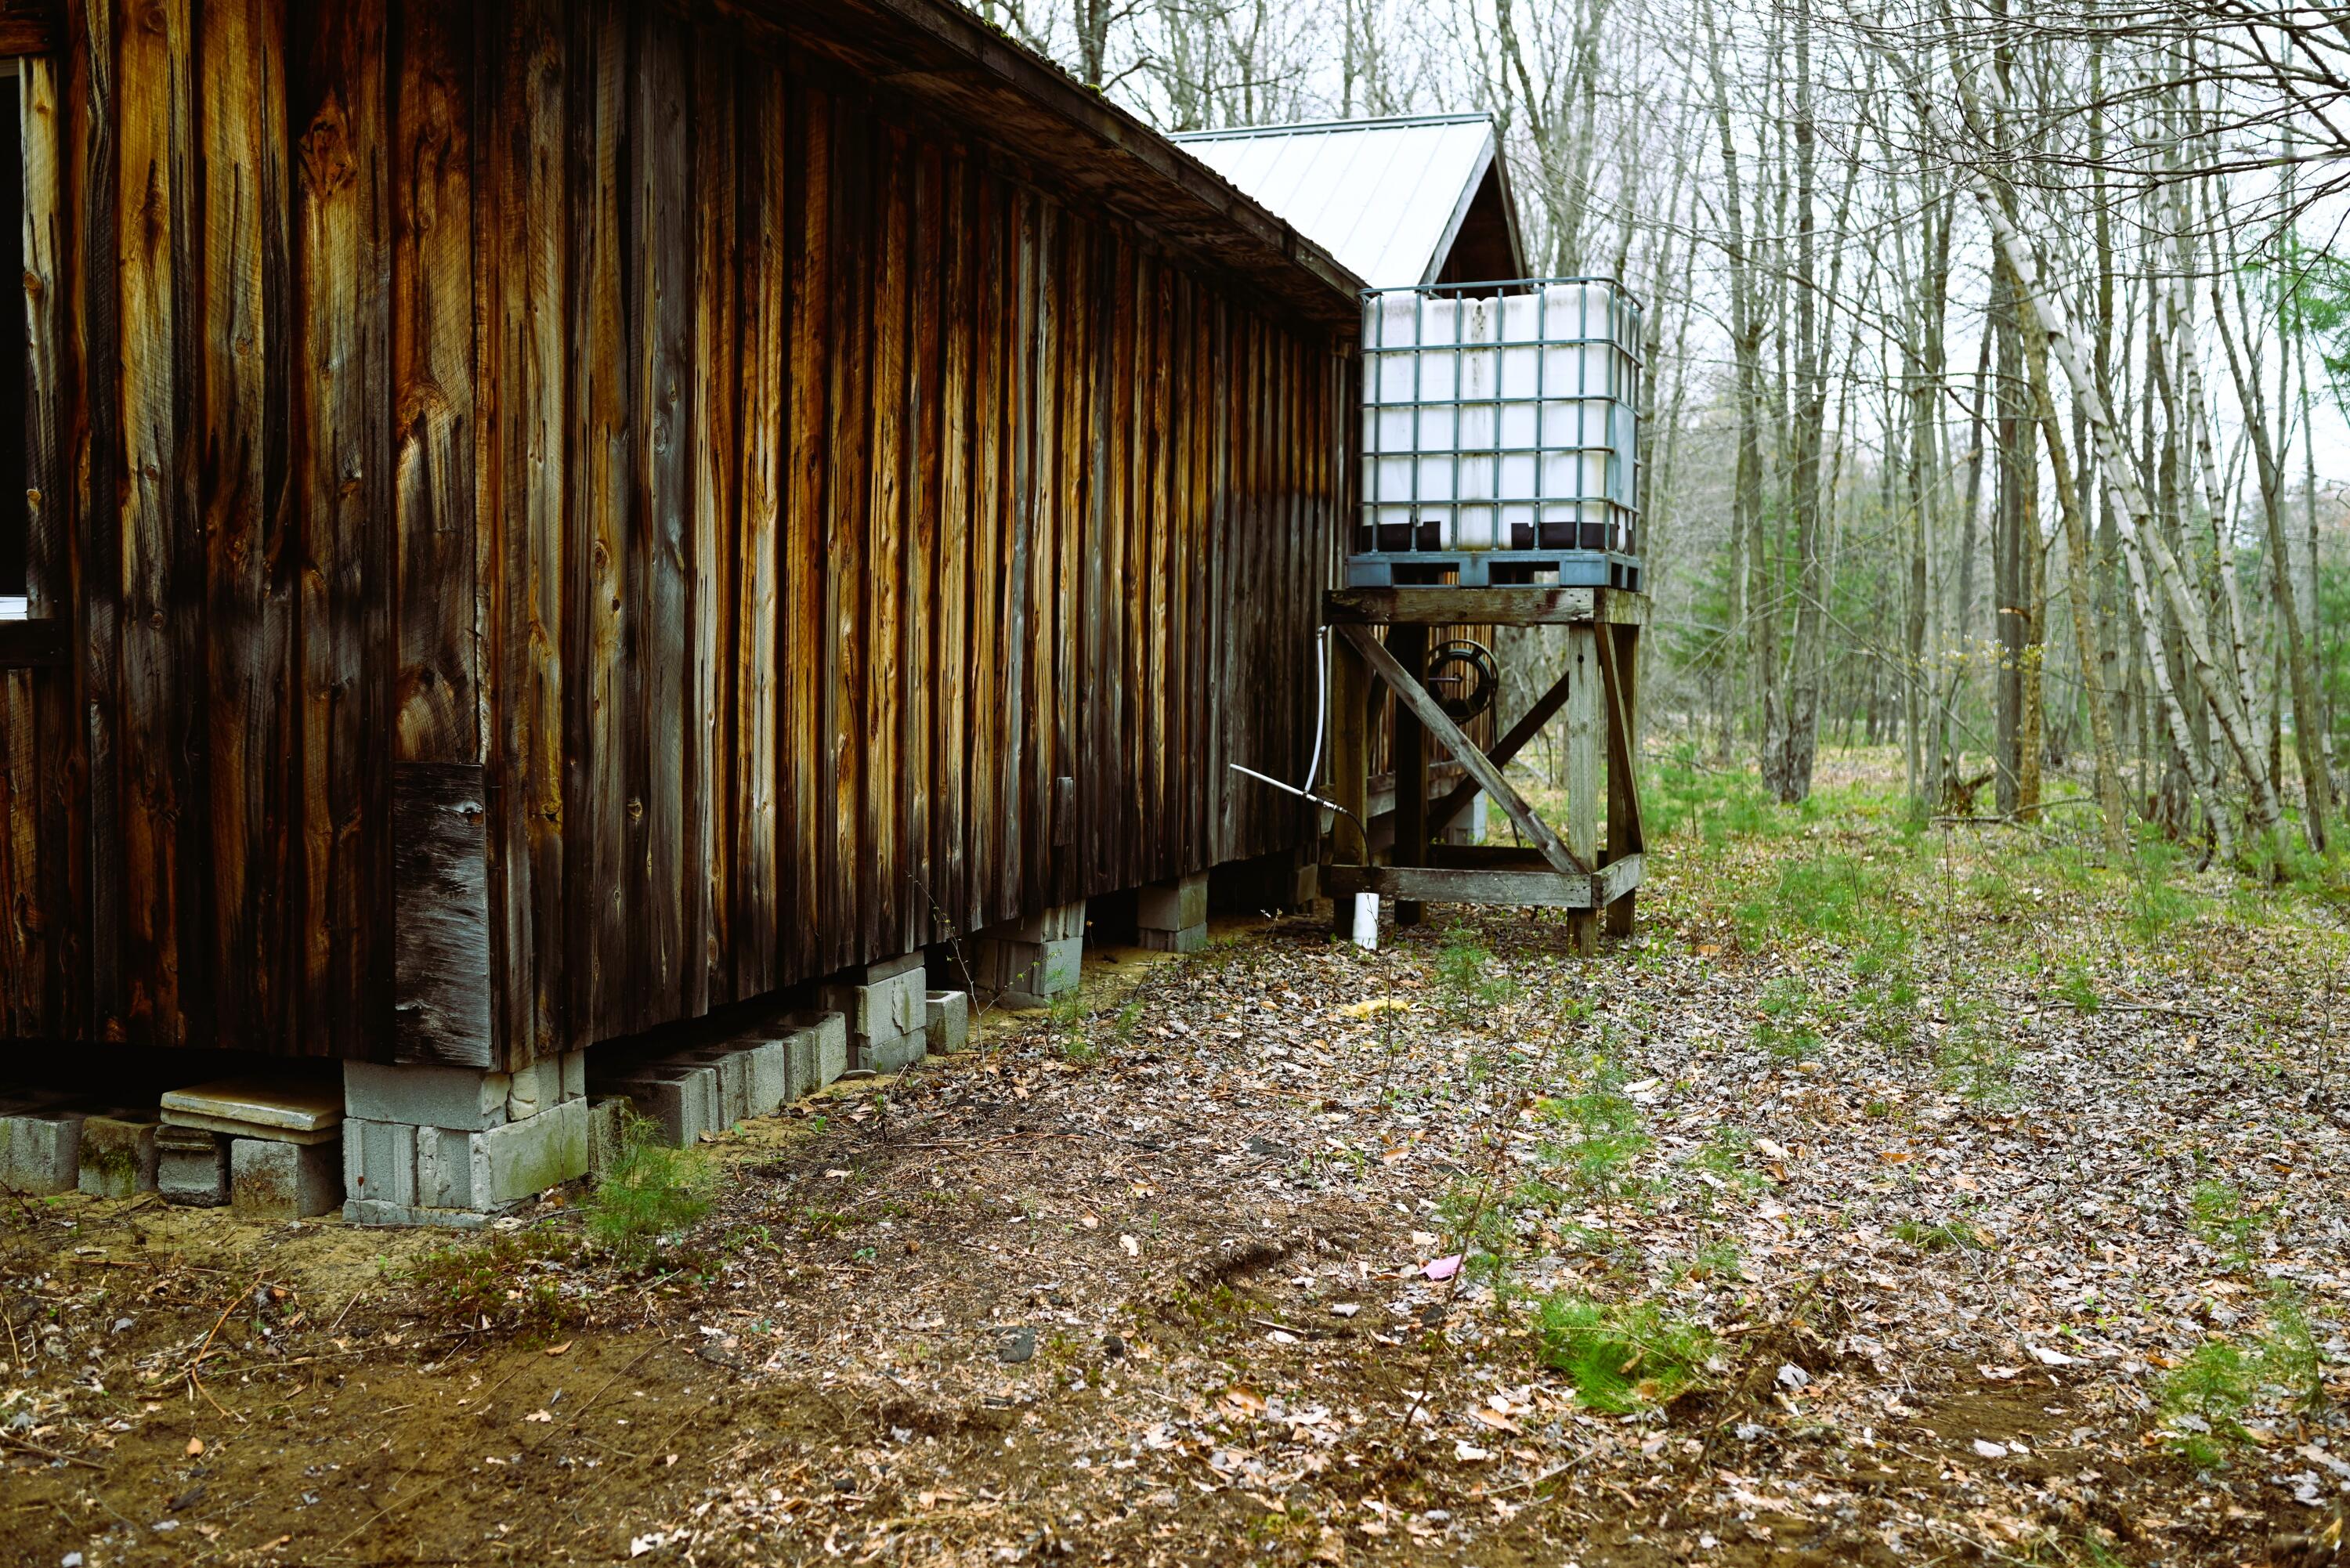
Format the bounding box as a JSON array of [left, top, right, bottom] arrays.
[[0, 0, 1358, 1075]]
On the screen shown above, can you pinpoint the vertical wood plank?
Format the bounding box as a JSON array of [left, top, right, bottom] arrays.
[[998, 184, 1031, 926], [118, 0, 196, 1045], [200, 0, 291, 1053], [965, 168, 1001, 932], [630, 7, 689, 1028], [772, 69, 819, 988], [23, 52, 86, 1038], [863, 123, 906, 958], [1052, 211, 1086, 905], [734, 57, 786, 998], [905, 139, 942, 948], [1029, 196, 1067, 912], [294, 0, 392, 1058], [686, 37, 737, 1012], [562, 0, 627, 1042], [477, 0, 568, 1069], [391, 0, 475, 766], [820, 94, 870, 974], [1602, 620, 1642, 938], [934, 149, 970, 938]]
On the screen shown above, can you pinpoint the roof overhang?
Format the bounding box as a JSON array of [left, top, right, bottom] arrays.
[[707, 0, 1365, 331]]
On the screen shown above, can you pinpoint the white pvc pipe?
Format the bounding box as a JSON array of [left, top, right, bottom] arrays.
[[1305, 627, 1327, 795], [1350, 893, 1379, 951]]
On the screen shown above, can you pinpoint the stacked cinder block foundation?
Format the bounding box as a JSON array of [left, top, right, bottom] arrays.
[[161, 1078, 345, 1219], [341, 1056, 589, 1228], [1137, 873, 1209, 954], [974, 903, 1085, 1008], [819, 954, 928, 1072], [588, 1010, 848, 1148]]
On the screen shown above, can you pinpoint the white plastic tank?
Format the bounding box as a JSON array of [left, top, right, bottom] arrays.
[[1360, 280, 1640, 558]]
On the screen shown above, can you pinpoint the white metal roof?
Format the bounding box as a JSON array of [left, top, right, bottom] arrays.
[[1170, 114, 1500, 289]]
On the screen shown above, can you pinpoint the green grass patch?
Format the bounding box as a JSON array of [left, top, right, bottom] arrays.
[[1934, 996, 2019, 1107], [586, 1115, 718, 1266], [1535, 1292, 1719, 1411], [404, 1227, 581, 1342], [2126, 834, 2200, 943], [1752, 976, 1822, 1060], [1890, 1216, 1987, 1252], [1436, 923, 1520, 1010], [2157, 1288, 2327, 1468]]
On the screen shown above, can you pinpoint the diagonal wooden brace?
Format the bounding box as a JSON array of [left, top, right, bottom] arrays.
[[1426, 656, 1576, 840], [1336, 623, 1589, 876]]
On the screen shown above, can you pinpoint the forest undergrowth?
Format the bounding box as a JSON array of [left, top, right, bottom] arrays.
[[6, 745, 2350, 1566]]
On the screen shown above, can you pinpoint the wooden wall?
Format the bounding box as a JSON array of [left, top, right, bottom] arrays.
[[0, 0, 1349, 1067]]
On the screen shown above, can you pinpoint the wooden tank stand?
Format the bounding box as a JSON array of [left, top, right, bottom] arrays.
[[1323, 585, 1646, 955]]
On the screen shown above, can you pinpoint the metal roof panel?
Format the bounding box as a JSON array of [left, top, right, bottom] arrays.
[[1172, 114, 1499, 287]]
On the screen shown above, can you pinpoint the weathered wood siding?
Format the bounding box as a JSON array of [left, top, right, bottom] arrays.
[[0, 0, 1348, 1065]]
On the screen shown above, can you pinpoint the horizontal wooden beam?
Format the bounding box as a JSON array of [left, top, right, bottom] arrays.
[[0, 617, 66, 668], [0, 1, 61, 55], [1325, 852, 1642, 910], [1325, 586, 1650, 627]]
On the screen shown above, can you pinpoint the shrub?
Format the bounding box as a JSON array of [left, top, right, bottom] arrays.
[[1535, 1293, 1717, 1412], [587, 1115, 718, 1266]]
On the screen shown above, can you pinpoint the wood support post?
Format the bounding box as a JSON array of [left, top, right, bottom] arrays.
[[1327, 628, 1369, 940], [1388, 624, 1428, 928], [1600, 622, 1643, 939], [1564, 625, 1600, 956]]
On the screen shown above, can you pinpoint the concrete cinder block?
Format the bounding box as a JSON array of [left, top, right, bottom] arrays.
[[230, 1138, 342, 1219], [505, 1057, 562, 1122], [1137, 922, 1207, 954], [343, 1060, 508, 1132], [713, 1038, 788, 1118], [342, 1198, 494, 1230], [1137, 873, 1208, 934], [925, 990, 971, 1054], [817, 963, 925, 1042], [664, 1047, 751, 1128], [157, 1125, 229, 1207], [342, 1118, 419, 1209], [598, 1065, 720, 1148], [78, 1114, 159, 1198], [586, 1097, 630, 1180], [0, 1111, 82, 1194], [775, 1011, 845, 1100], [802, 1010, 850, 1089], [981, 935, 1082, 1008], [469, 1097, 588, 1207], [863, 1028, 925, 1074], [417, 1125, 474, 1209]]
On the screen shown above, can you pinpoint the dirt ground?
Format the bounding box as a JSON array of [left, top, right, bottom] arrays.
[[6, 755, 2350, 1566]]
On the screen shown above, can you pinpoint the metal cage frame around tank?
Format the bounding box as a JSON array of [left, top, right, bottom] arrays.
[[1354, 276, 1643, 590]]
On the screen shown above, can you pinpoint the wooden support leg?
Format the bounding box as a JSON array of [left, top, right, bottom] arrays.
[[1601, 622, 1643, 939], [1564, 625, 1600, 956], [1328, 629, 1368, 941], [1388, 625, 1428, 928]]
